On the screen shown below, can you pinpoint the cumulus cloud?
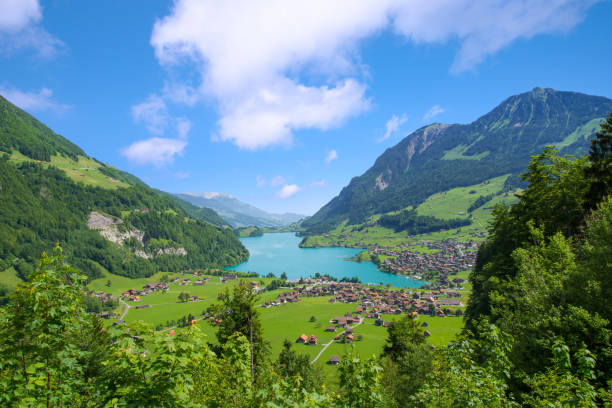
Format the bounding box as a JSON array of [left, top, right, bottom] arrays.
[[378, 113, 408, 142], [149, 0, 594, 149], [121, 137, 187, 167], [131, 94, 169, 135], [325, 149, 338, 164], [276, 184, 302, 199], [0, 86, 70, 112], [423, 105, 446, 121], [176, 117, 191, 139], [0, 0, 64, 58]]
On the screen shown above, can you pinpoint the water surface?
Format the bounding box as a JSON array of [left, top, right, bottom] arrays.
[[228, 232, 424, 288]]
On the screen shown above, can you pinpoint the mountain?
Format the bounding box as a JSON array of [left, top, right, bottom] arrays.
[[0, 95, 248, 281], [302, 88, 612, 234], [176, 192, 305, 227]]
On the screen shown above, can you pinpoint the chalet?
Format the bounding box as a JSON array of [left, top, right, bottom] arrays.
[[325, 326, 337, 332], [296, 334, 308, 343], [308, 335, 318, 345], [328, 355, 340, 365], [193, 280, 204, 286], [345, 334, 354, 343], [189, 296, 199, 302]]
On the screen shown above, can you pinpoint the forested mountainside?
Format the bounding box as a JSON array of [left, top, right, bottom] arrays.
[[302, 88, 612, 234], [0, 95, 247, 281], [176, 192, 305, 227]]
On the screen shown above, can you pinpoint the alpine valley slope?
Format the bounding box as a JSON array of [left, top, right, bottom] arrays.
[[176, 192, 305, 227], [0, 95, 248, 283], [302, 88, 612, 234]]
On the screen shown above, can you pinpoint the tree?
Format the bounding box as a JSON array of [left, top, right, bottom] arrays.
[[106, 279, 111, 287], [211, 283, 266, 384], [585, 112, 612, 209], [381, 315, 432, 405], [0, 245, 103, 406], [280, 272, 288, 280], [274, 339, 321, 391], [178, 291, 190, 303]]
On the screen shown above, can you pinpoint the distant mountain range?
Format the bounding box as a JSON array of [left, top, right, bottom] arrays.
[[176, 192, 305, 228], [302, 88, 612, 234]]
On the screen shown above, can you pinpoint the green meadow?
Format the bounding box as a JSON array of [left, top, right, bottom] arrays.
[[88, 270, 467, 385], [9, 151, 129, 189]]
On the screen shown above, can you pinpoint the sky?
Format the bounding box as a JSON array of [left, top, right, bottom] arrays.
[[1, 0, 611, 216]]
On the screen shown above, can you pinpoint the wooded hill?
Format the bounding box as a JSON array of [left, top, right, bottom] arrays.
[[0, 95, 248, 281], [302, 88, 612, 234]]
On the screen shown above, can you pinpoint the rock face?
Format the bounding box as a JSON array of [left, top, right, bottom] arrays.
[[87, 211, 187, 258]]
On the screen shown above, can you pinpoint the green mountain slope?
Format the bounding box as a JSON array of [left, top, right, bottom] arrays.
[[176, 192, 305, 227], [0, 95, 247, 281], [302, 88, 612, 234]]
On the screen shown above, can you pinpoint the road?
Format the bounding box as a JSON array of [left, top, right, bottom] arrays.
[[311, 318, 363, 364]]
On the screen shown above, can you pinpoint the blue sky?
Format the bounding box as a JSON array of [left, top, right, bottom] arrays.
[[1, 0, 611, 215]]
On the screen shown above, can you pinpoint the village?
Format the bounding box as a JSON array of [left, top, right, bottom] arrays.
[[265, 280, 465, 318], [371, 239, 478, 286]]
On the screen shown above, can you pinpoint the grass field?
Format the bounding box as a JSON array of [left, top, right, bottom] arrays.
[[9, 151, 128, 189], [415, 174, 510, 219]]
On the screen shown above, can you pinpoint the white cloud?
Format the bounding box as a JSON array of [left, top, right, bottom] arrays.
[[310, 180, 327, 188], [131, 94, 168, 135], [325, 149, 338, 164], [149, 0, 595, 149], [176, 117, 191, 139], [121, 137, 187, 167], [378, 113, 408, 142], [276, 184, 302, 199], [0, 86, 70, 112], [0, 0, 64, 58], [423, 105, 446, 121], [0, 0, 40, 31]]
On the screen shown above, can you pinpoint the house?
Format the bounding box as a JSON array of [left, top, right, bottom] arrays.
[[308, 335, 318, 345], [424, 330, 431, 337], [325, 326, 337, 332], [296, 334, 308, 343], [345, 334, 354, 343], [328, 355, 340, 365]]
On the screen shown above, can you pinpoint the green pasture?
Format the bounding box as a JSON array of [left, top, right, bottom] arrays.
[[415, 174, 510, 219], [9, 151, 128, 189]]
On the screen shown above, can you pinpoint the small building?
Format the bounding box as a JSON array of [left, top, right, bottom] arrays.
[[308, 335, 318, 345], [328, 355, 340, 365], [325, 325, 337, 332], [296, 334, 308, 343]]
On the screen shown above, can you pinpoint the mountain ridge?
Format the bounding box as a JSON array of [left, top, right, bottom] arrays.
[[176, 192, 305, 228], [302, 88, 612, 233]]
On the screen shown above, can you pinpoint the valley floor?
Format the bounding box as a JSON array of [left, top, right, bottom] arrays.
[[89, 269, 469, 387]]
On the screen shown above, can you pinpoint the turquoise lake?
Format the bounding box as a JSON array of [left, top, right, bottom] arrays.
[[228, 232, 425, 288]]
